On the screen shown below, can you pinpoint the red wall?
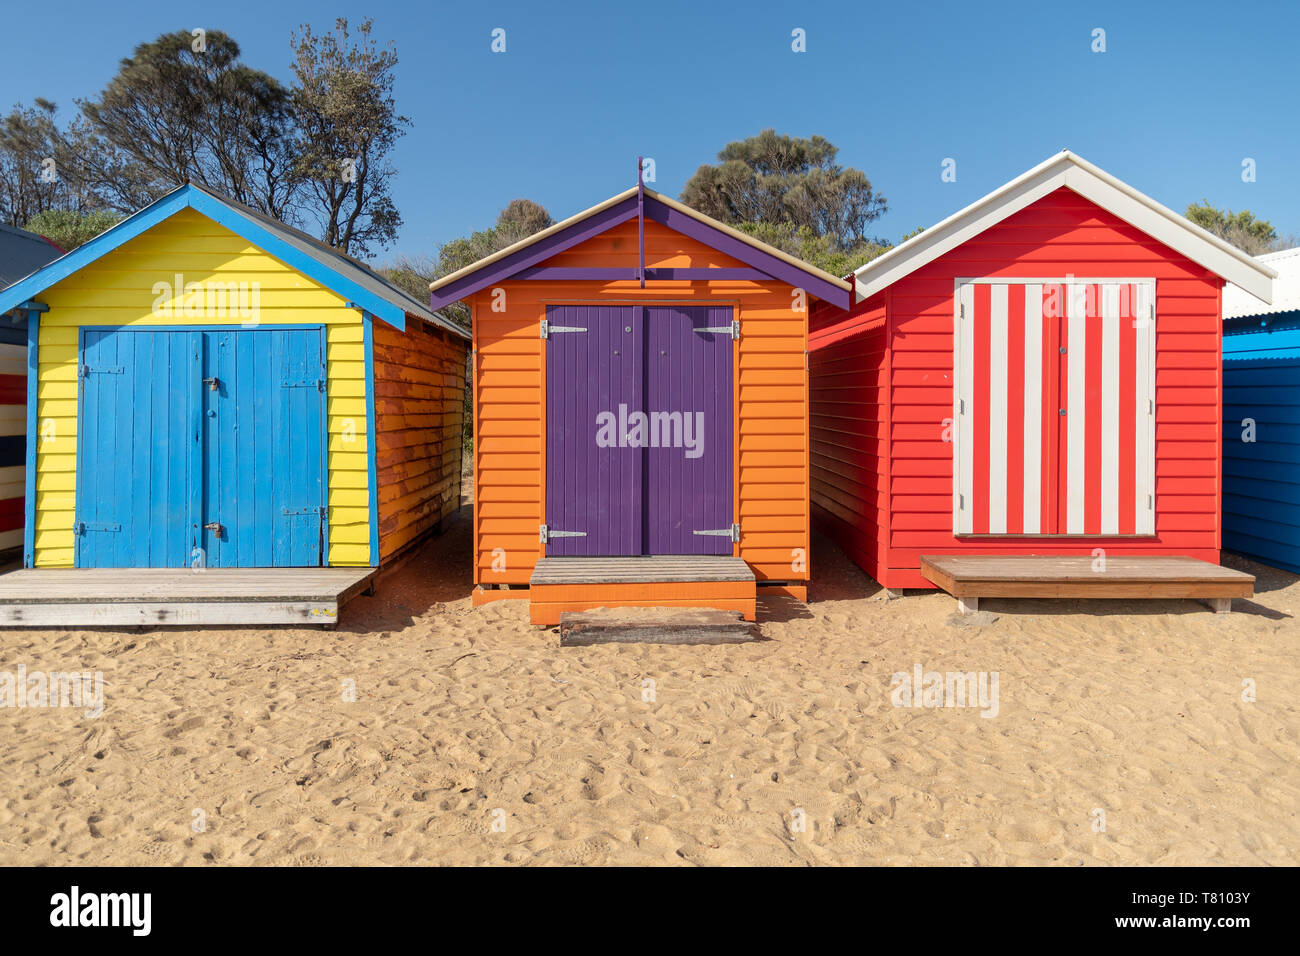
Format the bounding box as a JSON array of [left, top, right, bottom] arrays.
[[810, 187, 1225, 589]]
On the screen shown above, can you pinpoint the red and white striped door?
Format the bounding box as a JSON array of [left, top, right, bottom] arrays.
[[954, 278, 1155, 536]]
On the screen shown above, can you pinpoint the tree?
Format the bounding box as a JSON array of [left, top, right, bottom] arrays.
[[79, 30, 299, 219], [383, 198, 554, 330], [24, 208, 119, 251], [291, 18, 409, 257], [1185, 201, 1278, 256], [681, 129, 888, 273]]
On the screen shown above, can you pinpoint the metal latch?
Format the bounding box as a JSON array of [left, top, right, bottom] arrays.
[[539, 320, 587, 339], [203, 376, 220, 391], [204, 522, 224, 534], [692, 319, 740, 339], [693, 523, 740, 542], [539, 524, 587, 543]]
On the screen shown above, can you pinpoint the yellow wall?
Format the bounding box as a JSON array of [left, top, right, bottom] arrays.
[[34, 207, 371, 567]]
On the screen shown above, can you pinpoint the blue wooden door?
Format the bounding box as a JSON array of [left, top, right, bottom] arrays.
[[76, 328, 326, 568], [201, 329, 326, 566], [77, 329, 199, 567]]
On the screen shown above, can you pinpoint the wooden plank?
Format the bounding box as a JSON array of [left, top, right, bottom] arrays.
[[531, 597, 756, 626], [0, 567, 375, 604], [918, 554, 1254, 603], [0, 601, 341, 626], [559, 608, 758, 646], [530, 556, 755, 585]]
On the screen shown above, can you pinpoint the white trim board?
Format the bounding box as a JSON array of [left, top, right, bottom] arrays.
[[853, 151, 1277, 304]]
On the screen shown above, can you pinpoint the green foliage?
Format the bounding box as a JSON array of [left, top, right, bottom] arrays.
[[290, 18, 409, 256], [681, 129, 888, 271], [1185, 201, 1278, 255], [734, 221, 889, 275], [24, 208, 119, 251]]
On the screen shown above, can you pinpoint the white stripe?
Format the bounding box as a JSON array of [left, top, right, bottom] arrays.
[[1135, 282, 1155, 534], [1100, 284, 1120, 534], [1023, 284, 1042, 533], [987, 284, 1008, 533], [1066, 283, 1087, 534], [956, 283, 974, 534]]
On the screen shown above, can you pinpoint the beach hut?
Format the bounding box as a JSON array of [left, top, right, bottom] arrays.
[[0, 184, 468, 626], [0, 224, 63, 560], [1222, 247, 1300, 573], [430, 171, 853, 625], [809, 151, 1273, 612]]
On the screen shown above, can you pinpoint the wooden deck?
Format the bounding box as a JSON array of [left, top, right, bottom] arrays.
[[920, 555, 1255, 614], [0, 567, 377, 627], [528, 556, 757, 626]]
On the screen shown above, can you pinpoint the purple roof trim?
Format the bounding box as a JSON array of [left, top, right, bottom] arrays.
[[429, 195, 639, 309], [427, 190, 851, 311], [516, 267, 768, 281], [644, 197, 850, 308]]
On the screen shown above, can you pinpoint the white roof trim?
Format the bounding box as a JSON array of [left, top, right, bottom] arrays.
[[852, 151, 1278, 304]]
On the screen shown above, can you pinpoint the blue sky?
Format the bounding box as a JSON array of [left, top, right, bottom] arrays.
[[3, 0, 1296, 264]]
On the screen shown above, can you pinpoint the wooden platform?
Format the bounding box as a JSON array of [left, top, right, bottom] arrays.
[[0, 567, 377, 627], [559, 607, 758, 646], [920, 555, 1255, 614], [528, 556, 757, 626]]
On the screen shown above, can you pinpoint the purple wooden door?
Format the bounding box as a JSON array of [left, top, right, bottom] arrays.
[[645, 306, 735, 554], [545, 305, 642, 555]]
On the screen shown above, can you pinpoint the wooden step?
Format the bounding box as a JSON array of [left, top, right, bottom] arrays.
[[559, 608, 758, 646], [528, 556, 757, 626], [920, 555, 1255, 614], [0, 567, 376, 627]]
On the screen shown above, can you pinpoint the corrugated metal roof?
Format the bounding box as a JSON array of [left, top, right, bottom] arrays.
[[0, 223, 62, 288], [1223, 247, 1300, 318]]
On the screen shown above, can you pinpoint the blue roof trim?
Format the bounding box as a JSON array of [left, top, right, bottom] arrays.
[[0, 184, 410, 330], [188, 191, 407, 331], [0, 188, 191, 315]]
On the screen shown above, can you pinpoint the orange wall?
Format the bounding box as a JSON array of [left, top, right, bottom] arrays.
[[374, 319, 468, 561], [472, 218, 811, 587], [810, 188, 1224, 589]]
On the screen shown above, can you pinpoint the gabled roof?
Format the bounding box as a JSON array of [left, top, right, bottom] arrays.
[[0, 184, 469, 338], [1224, 247, 1300, 319], [851, 150, 1278, 304], [428, 185, 854, 310], [0, 223, 62, 288]]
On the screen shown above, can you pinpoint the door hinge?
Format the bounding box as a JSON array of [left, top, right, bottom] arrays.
[[282, 378, 325, 391], [693, 523, 740, 543], [959, 398, 966, 414], [958, 494, 965, 511], [80, 365, 123, 378], [539, 320, 587, 339], [692, 319, 740, 340], [539, 524, 587, 543], [74, 521, 121, 534]]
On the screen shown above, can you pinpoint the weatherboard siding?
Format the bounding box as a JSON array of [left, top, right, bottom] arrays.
[[472, 217, 810, 587], [32, 207, 371, 567], [1222, 319, 1300, 573], [373, 317, 467, 560], [810, 188, 1224, 589]]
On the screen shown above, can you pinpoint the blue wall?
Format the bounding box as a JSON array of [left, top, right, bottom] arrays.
[[1222, 311, 1300, 573]]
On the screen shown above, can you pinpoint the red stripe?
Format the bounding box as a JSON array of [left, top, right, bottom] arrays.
[[1118, 284, 1137, 534], [972, 284, 991, 535], [1048, 284, 1065, 534], [1084, 284, 1104, 535], [0, 374, 24, 405], [1005, 284, 1025, 535], [0, 495, 23, 531]]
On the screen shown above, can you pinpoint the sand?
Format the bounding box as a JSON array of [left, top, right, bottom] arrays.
[[0, 507, 1297, 866]]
